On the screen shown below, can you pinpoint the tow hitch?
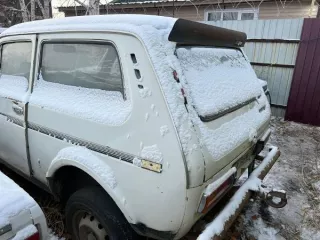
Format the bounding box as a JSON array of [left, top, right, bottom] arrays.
[[258, 186, 287, 208], [197, 146, 284, 240]]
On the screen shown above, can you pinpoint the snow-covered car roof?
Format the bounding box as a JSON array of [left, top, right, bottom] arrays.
[[1, 15, 177, 37], [1, 15, 246, 48]]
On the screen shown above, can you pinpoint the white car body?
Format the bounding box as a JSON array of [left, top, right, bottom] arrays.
[[0, 171, 47, 240], [0, 15, 276, 239], [258, 78, 271, 103]]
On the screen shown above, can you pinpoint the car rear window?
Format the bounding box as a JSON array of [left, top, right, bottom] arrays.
[[176, 47, 261, 119]]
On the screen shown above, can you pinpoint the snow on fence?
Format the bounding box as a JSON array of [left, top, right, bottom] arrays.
[[204, 19, 304, 118]]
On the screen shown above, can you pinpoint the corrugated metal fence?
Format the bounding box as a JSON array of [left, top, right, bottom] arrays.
[[204, 19, 304, 117], [286, 18, 320, 126]]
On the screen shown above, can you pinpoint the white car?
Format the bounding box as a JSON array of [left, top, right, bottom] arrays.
[[0, 15, 281, 240], [259, 78, 271, 103], [0, 171, 47, 240]]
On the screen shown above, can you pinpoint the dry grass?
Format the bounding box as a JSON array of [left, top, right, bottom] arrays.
[[37, 197, 67, 238]]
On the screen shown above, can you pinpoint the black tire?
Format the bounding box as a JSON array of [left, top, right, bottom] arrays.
[[65, 187, 138, 240]]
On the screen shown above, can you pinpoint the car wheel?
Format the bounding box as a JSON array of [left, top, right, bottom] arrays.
[[66, 187, 138, 240]]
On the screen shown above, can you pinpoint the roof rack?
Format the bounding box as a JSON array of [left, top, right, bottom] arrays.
[[168, 18, 247, 48]]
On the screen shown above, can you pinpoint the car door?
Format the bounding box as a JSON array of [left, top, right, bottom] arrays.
[[0, 35, 36, 175], [27, 32, 132, 183]]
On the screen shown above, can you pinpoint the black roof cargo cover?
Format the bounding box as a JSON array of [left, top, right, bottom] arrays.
[[168, 18, 247, 48]]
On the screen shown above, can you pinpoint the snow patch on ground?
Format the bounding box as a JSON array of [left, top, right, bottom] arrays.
[[140, 144, 163, 163], [313, 180, 320, 192], [239, 201, 284, 240], [51, 146, 117, 189], [30, 79, 131, 126], [301, 228, 320, 240], [47, 229, 64, 240]]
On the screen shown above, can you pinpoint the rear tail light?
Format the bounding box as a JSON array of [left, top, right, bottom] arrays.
[[198, 174, 235, 213], [25, 231, 40, 240], [173, 70, 180, 82]]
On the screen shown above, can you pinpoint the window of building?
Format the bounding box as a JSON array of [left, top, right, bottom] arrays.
[[206, 9, 258, 21], [0, 42, 32, 81], [40, 42, 124, 95]]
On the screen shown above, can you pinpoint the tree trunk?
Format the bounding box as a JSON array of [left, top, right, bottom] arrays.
[[36, 0, 50, 19], [30, 0, 35, 20], [19, 0, 29, 22], [88, 0, 100, 15], [43, 0, 51, 18]]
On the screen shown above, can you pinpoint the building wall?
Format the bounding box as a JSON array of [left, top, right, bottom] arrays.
[[64, 1, 318, 21], [259, 1, 318, 19]]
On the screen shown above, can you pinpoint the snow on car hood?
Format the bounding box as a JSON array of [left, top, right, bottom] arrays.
[[0, 171, 36, 227]]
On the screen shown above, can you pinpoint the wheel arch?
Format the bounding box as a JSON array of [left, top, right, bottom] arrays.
[[46, 160, 136, 224]]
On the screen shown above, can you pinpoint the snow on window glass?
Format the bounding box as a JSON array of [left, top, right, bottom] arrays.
[[30, 79, 131, 125], [0, 42, 31, 101], [176, 47, 261, 117], [41, 43, 123, 95], [31, 42, 131, 125]]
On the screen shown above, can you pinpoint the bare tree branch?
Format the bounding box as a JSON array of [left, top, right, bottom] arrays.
[[0, 4, 24, 12], [36, 0, 50, 19], [30, 0, 36, 21], [74, 0, 87, 8], [19, 0, 29, 22]]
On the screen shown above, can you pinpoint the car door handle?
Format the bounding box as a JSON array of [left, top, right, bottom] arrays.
[[12, 104, 24, 115]]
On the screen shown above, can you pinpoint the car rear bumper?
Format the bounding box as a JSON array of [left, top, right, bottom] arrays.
[[175, 146, 280, 240]]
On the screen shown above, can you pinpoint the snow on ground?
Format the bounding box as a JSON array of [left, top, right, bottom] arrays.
[[47, 229, 64, 240], [229, 118, 320, 240]]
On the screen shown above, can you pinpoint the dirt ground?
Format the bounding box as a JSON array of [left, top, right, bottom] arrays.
[[1, 118, 319, 240], [230, 118, 320, 240]]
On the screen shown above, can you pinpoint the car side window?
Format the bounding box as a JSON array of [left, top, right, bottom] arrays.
[[0, 42, 31, 100], [0, 42, 32, 81], [40, 42, 124, 96]]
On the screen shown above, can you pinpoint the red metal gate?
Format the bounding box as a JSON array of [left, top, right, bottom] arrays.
[[285, 18, 320, 126]]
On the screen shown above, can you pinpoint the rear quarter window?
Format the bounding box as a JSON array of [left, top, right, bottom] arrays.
[[30, 41, 131, 125], [40, 42, 124, 96]]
